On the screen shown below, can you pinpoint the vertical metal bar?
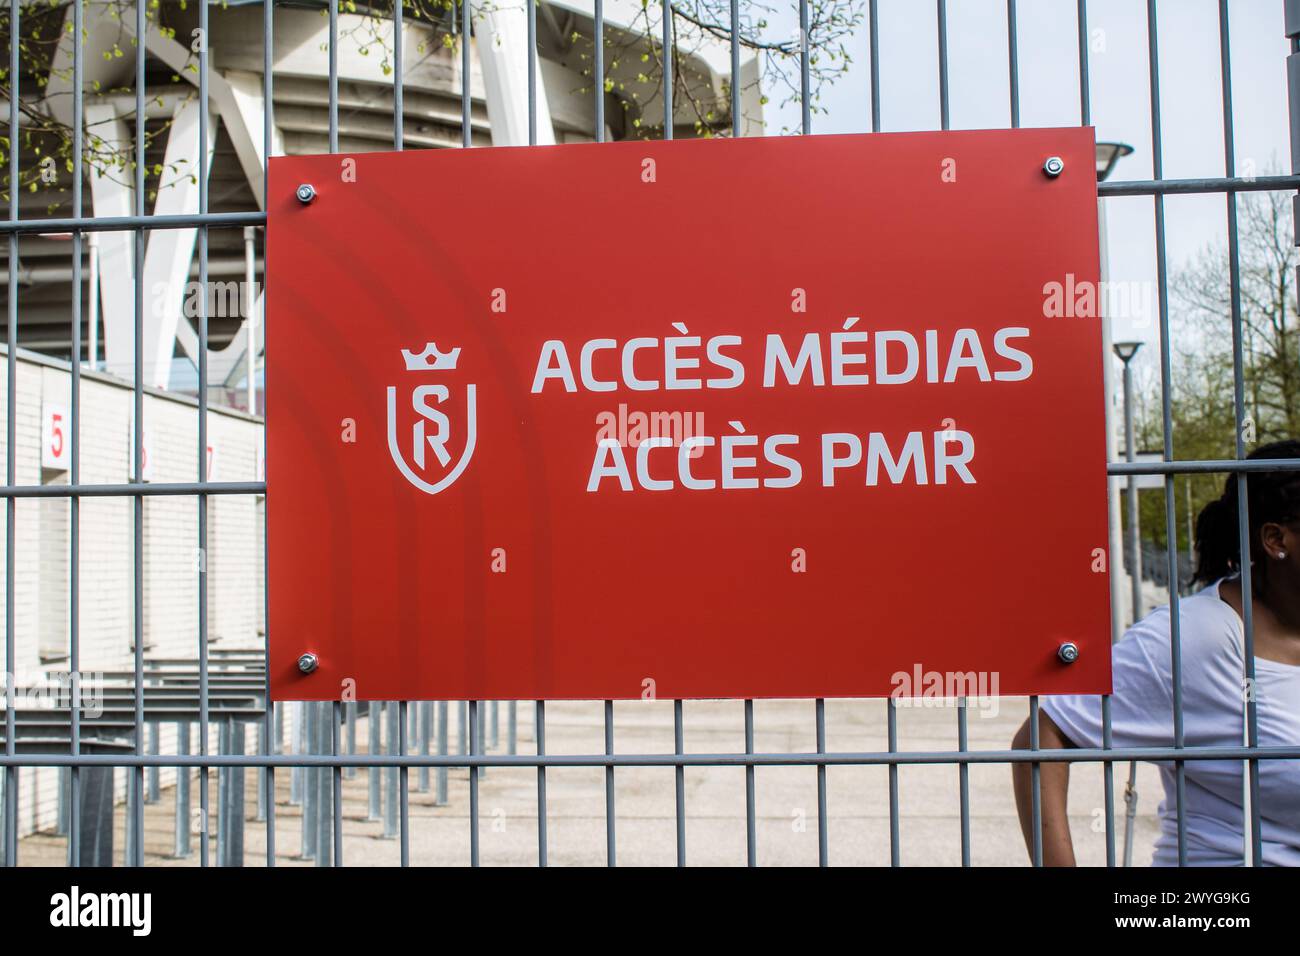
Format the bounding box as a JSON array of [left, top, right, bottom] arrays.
[[58, 767, 69, 838], [1007, 0, 1019, 128], [382, 702, 397, 837], [256, 716, 267, 820], [458, 700, 467, 755], [394, 0, 403, 150], [368, 703, 381, 820], [957, 703, 970, 866], [1029, 695, 1042, 866], [1077, 0, 1091, 126], [1116, 353, 1146, 848], [196, 0, 214, 869], [1219, 0, 1261, 865], [69, 0, 85, 869], [815, 698, 827, 867], [461, 0, 471, 147], [315, 704, 331, 865], [344, 701, 356, 780], [1123, 758, 1138, 866], [886, 698, 899, 865], [146, 722, 159, 803], [1102, 695, 1116, 866], [535, 700, 547, 867], [729, 0, 739, 137], [868, 0, 880, 132], [673, 699, 684, 867], [230, 720, 246, 866], [216, 721, 229, 865], [320, 0, 341, 863], [175, 722, 190, 858], [418, 701, 431, 791], [662, 0, 672, 138], [262, 0, 276, 868], [132, 0, 147, 869], [436, 700, 448, 805], [125, 764, 137, 865], [332, 700, 342, 865], [384, 701, 398, 838], [1082, 0, 1113, 869], [468, 699, 480, 866], [303, 706, 317, 859], [506, 700, 516, 756], [1145, 0, 1187, 865], [399, 700, 409, 866], [476, 697, 486, 779], [936, 0, 949, 131], [329, 0, 338, 153], [799, 0, 810, 134], [604, 699, 615, 866], [744, 699, 755, 866], [533, 0, 544, 144], [3, 0, 16, 868]]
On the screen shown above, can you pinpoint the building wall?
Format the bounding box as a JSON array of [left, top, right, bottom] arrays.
[[0, 347, 266, 837]]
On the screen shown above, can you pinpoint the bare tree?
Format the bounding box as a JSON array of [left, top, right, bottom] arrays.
[[1136, 187, 1299, 558], [1171, 189, 1299, 443]]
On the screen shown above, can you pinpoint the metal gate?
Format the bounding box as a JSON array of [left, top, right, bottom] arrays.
[[1, 0, 1298, 867]]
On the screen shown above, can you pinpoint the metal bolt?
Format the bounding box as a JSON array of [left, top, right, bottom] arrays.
[[1042, 156, 1065, 178], [1057, 641, 1079, 664], [295, 183, 317, 204], [297, 652, 319, 674]]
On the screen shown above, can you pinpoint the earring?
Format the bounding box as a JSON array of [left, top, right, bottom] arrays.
[[1278, 551, 1288, 560]]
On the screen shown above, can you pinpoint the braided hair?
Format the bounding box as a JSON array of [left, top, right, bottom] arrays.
[[1193, 439, 1300, 586]]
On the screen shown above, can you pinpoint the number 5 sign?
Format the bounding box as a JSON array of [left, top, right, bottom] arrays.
[[42, 401, 69, 471]]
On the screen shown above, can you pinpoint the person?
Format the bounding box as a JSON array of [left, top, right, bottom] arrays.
[[1011, 439, 1300, 866]]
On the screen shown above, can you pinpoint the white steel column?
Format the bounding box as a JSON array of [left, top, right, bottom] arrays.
[[87, 233, 100, 370], [244, 226, 258, 413], [142, 99, 219, 389], [472, 0, 557, 146], [83, 104, 136, 380]]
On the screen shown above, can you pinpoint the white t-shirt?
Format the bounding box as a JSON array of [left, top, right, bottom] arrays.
[[1043, 577, 1300, 866]]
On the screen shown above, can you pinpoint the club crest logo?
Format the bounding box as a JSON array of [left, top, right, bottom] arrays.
[[386, 342, 476, 494]]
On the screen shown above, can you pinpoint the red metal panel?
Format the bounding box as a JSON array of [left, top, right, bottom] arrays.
[[266, 128, 1111, 701]]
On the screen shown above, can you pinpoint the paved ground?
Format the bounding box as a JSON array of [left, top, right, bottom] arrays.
[[18, 696, 1162, 866]]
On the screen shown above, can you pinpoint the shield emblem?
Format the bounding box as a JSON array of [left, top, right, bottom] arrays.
[[386, 342, 476, 494]]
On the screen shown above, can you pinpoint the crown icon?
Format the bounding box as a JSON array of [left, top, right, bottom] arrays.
[[401, 341, 461, 371]]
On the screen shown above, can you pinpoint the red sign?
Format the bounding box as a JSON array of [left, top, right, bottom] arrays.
[[267, 128, 1111, 701]]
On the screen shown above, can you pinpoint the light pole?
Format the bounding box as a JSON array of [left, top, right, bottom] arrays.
[[1096, 142, 1134, 645], [1114, 340, 1143, 625], [1096, 142, 1134, 182], [1113, 337, 1145, 868], [1099, 144, 1142, 869]]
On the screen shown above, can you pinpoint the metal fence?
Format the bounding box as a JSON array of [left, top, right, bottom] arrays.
[[2, 0, 1300, 868]]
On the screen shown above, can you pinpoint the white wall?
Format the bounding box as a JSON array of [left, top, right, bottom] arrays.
[[0, 346, 265, 837]]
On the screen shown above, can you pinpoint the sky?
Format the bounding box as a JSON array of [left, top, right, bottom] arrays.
[[759, 0, 1292, 390]]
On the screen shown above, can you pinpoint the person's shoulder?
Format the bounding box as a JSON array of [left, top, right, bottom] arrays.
[[1173, 580, 1243, 647], [1119, 581, 1240, 663], [1147, 579, 1245, 672]]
